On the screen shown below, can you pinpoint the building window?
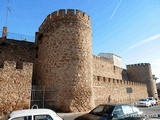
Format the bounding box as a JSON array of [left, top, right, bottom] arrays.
[[113, 79, 115, 83], [103, 77, 105, 82], [117, 80, 119, 84], [108, 78, 110, 82], [97, 76, 100, 81]]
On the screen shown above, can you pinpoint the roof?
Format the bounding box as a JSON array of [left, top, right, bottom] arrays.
[[99, 103, 130, 107], [10, 109, 57, 118]]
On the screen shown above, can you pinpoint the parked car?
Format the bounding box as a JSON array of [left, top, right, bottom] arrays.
[[74, 104, 145, 120], [8, 109, 63, 120], [155, 98, 160, 105], [138, 98, 151, 107], [147, 97, 156, 106]]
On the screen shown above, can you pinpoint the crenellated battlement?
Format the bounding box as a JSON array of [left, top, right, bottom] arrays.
[[93, 75, 146, 86], [39, 9, 91, 32], [127, 63, 150, 67], [0, 61, 33, 70]]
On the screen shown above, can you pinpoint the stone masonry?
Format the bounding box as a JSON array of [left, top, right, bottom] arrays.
[[0, 9, 158, 113], [127, 63, 158, 98], [0, 61, 33, 114], [35, 9, 94, 112]]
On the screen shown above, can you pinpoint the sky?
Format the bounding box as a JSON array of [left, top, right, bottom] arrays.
[[0, 0, 160, 82]]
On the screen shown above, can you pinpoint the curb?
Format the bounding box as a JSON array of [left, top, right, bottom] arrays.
[[57, 111, 88, 117]]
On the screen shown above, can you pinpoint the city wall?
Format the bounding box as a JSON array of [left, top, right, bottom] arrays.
[[92, 55, 128, 80], [0, 38, 35, 67], [92, 55, 148, 106], [0, 61, 33, 114], [0, 9, 156, 113], [93, 75, 148, 106], [127, 63, 158, 98], [34, 9, 93, 112]]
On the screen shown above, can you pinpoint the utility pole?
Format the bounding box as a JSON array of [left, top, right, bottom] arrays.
[[6, 0, 11, 27]]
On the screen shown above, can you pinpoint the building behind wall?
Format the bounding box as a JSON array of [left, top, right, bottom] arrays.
[[98, 53, 122, 68], [0, 9, 158, 113]]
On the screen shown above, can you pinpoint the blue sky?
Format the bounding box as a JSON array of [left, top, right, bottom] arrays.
[[0, 0, 160, 82]]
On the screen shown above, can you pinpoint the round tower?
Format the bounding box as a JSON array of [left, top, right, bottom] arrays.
[[127, 63, 158, 98], [35, 9, 93, 112]]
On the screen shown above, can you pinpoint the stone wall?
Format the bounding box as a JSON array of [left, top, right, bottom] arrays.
[[127, 63, 158, 98], [0, 38, 36, 67], [93, 76, 148, 106], [92, 55, 148, 106], [0, 61, 33, 114], [35, 9, 93, 112], [92, 55, 128, 80]]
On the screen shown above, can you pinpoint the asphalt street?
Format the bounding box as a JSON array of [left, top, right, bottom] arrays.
[[138, 105, 160, 120]]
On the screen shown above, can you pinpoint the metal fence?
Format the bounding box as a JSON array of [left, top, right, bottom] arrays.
[[0, 31, 35, 42], [31, 86, 57, 110]]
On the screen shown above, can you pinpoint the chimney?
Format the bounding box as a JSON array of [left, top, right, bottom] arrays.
[[2, 27, 8, 39]]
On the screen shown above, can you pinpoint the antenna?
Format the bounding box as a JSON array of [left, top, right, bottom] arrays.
[[6, 0, 11, 27]]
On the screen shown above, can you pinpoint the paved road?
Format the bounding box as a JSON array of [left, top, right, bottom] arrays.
[[138, 105, 160, 120], [58, 105, 160, 120]]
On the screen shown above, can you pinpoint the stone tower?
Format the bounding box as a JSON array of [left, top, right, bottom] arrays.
[[35, 9, 93, 112], [127, 63, 158, 98]]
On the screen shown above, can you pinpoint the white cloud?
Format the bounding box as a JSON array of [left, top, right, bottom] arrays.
[[127, 34, 160, 51]]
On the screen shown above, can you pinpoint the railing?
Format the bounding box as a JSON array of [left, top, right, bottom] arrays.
[[31, 86, 57, 110], [0, 31, 35, 42]]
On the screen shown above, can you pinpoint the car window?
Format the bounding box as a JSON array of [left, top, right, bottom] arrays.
[[34, 115, 53, 120], [103, 105, 115, 114], [139, 99, 148, 101], [91, 105, 115, 115], [92, 105, 104, 113], [12, 116, 32, 120], [122, 105, 133, 115], [112, 106, 124, 117], [131, 106, 140, 113]]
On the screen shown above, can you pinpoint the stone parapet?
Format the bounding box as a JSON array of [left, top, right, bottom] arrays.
[[0, 61, 33, 114], [93, 75, 148, 106], [39, 9, 91, 32], [127, 63, 150, 67]]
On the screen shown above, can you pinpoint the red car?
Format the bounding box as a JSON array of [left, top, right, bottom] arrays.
[[155, 98, 160, 105]]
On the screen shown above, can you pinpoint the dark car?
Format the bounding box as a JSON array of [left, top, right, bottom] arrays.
[[74, 104, 145, 120]]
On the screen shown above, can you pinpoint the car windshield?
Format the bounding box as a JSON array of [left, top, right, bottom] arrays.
[[139, 99, 147, 101], [148, 98, 152, 100], [90, 105, 115, 115]]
